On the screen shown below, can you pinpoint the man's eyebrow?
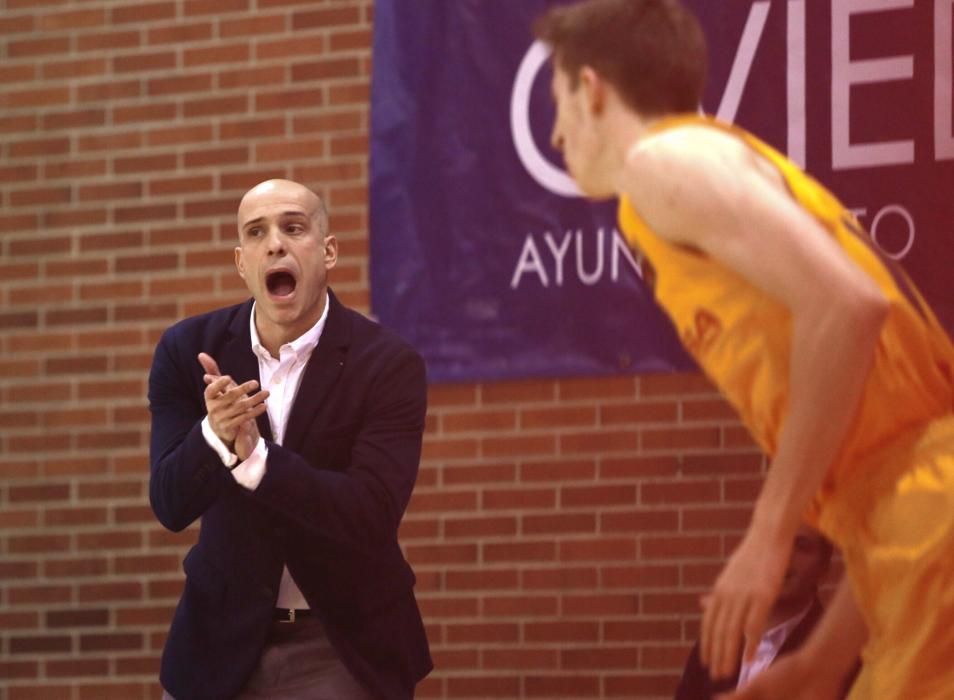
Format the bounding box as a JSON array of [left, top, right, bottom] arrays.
[[241, 217, 265, 231]]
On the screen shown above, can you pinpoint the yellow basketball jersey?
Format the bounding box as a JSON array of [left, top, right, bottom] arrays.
[[618, 115, 954, 495]]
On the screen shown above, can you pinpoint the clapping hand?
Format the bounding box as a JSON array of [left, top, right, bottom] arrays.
[[198, 352, 267, 461]]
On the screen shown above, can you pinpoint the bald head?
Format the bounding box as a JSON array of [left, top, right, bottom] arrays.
[[232, 177, 338, 356], [237, 179, 329, 238]]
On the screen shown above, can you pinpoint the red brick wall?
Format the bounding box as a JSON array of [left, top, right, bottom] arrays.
[[0, 2, 768, 698]]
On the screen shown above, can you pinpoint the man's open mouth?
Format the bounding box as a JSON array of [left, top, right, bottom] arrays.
[[265, 269, 297, 297]]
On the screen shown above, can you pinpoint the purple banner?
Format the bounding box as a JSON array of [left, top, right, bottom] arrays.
[[370, 1, 953, 383]]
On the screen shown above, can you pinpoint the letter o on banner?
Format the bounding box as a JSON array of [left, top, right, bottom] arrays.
[[510, 41, 583, 198], [871, 204, 915, 260]]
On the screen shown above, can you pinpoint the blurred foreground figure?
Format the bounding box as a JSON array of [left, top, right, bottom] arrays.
[[675, 525, 858, 699], [535, 2, 954, 698]]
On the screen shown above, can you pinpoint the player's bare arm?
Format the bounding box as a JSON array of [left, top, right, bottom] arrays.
[[620, 126, 887, 678]]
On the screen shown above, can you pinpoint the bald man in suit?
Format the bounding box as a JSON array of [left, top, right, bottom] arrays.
[[149, 180, 431, 700]]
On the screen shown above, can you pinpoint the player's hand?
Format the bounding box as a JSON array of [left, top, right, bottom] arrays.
[[198, 352, 268, 448], [714, 649, 845, 700], [701, 526, 790, 680]]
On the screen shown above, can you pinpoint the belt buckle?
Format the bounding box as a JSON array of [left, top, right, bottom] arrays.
[[279, 609, 295, 624]]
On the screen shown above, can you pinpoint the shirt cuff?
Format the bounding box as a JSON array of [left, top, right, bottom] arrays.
[[201, 416, 238, 468], [230, 437, 268, 490]]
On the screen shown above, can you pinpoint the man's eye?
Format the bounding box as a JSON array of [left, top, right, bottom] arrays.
[[247, 228, 262, 237], [286, 224, 304, 234]]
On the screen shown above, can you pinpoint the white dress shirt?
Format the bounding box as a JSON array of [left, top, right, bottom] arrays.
[[201, 294, 329, 609], [736, 602, 813, 689]]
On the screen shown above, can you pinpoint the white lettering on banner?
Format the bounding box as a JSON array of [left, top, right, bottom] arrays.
[[849, 204, 916, 260], [577, 229, 605, 285], [511, 235, 549, 288], [510, 230, 642, 290], [511, 40, 582, 198], [938, 0, 954, 160], [788, 0, 807, 167], [852, 204, 917, 260], [513, 2, 950, 190], [715, 1, 810, 166], [716, 2, 770, 124], [871, 205, 916, 260], [544, 231, 572, 286], [832, 0, 915, 169], [612, 230, 643, 283]]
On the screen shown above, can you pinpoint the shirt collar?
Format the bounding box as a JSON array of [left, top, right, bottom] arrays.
[[249, 292, 330, 361]]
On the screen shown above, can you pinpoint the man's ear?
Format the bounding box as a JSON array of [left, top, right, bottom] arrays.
[[234, 246, 246, 280], [579, 66, 606, 115], [324, 235, 338, 270]]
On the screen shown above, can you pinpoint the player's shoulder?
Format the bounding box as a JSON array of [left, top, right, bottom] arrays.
[[627, 117, 768, 203], [618, 122, 759, 245], [625, 121, 747, 179]]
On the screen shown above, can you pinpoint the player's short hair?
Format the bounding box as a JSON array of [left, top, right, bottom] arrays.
[[534, 0, 707, 117]]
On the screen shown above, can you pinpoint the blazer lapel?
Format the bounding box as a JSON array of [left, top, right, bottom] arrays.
[[282, 291, 351, 451], [218, 300, 274, 444]]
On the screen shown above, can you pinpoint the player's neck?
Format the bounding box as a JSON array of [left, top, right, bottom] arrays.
[[605, 110, 655, 193]]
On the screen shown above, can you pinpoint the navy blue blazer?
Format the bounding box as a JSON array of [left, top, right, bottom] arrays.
[[148, 290, 432, 700]]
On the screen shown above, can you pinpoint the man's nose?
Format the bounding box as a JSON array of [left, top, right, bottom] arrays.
[[550, 124, 563, 152], [265, 227, 285, 255]]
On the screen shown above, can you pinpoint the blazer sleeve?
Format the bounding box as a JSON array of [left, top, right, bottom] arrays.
[[148, 324, 231, 532], [251, 343, 426, 552]]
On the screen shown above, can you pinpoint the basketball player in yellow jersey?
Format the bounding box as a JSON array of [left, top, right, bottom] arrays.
[[535, 1, 954, 698]]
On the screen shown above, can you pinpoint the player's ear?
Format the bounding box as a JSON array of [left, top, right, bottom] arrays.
[[579, 66, 606, 115]]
